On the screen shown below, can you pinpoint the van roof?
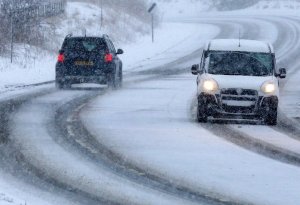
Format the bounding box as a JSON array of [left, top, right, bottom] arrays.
[[205, 39, 274, 53]]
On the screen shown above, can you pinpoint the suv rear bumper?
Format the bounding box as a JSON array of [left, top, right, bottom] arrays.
[[56, 76, 108, 84], [55, 63, 115, 84], [198, 93, 278, 120]]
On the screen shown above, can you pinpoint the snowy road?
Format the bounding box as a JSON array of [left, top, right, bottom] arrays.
[[81, 15, 300, 205], [2, 14, 300, 205]]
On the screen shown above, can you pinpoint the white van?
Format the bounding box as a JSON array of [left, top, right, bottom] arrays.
[[191, 39, 286, 125]]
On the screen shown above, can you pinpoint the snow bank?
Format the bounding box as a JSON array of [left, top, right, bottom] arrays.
[[121, 22, 219, 72], [249, 0, 300, 10], [157, 0, 211, 19]]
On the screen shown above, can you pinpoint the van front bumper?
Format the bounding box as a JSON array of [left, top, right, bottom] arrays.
[[198, 93, 278, 120]]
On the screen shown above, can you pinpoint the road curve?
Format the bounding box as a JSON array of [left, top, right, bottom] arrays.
[[80, 15, 300, 205], [2, 14, 300, 205]]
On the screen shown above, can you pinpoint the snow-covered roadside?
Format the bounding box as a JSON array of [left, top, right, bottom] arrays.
[[248, 0, 300, 10], [0, 50, 55, 87], [121, 22, 219, 73], [156, 0, 212, 21]]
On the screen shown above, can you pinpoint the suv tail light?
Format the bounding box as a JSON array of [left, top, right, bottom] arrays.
[[105, 53, 113, 63], [58, 53, 65, 63]]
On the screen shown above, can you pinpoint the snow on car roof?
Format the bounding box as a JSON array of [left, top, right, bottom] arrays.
[[206, 39, 274, 53]]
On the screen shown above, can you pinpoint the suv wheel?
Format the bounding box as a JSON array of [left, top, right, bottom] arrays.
[[118, 70, 123, 88], [197, 98, 208, 123], [56, 80, 64, 89], [56, 80, 71, 90], [265, 107, 277, 126], [107, 74, 117, 89]]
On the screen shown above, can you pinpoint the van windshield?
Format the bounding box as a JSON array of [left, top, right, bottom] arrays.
[[207, 51, 274, 76]]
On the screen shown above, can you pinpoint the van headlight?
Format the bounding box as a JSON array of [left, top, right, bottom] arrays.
[[261, 81, 276, 94], [202, 79, 219, 92]]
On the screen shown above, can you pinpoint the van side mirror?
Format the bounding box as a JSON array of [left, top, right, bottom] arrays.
[[116, 49, 124, 55], [191, 64, 199, 75], [278, 68, 286, 79]]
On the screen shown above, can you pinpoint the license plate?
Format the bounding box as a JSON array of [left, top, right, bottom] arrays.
[[75, 61, 94, 66]]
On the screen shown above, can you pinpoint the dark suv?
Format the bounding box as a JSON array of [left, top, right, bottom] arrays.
[[55, 34, 123, 89]]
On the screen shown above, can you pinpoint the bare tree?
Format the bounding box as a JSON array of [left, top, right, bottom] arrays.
[[0, 0, 66, 54]]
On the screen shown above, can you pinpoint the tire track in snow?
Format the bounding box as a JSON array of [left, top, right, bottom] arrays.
[[0, 90, 118, 205], [200, 123, 300, 167], [11, 90, 209, 205], [54, 95, 250, 205]]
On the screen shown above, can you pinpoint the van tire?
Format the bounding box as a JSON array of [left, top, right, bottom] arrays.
[[265, 108, 277, 126], [197, 99, 208, 123]]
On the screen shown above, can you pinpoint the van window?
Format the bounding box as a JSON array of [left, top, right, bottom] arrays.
[[208, 51, 273, 76]]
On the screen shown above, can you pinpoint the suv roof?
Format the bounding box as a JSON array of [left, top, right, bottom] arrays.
[[205, 39, 274, 53], [64, 34, 110, 40]]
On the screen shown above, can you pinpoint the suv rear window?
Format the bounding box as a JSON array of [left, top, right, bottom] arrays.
[[63, 38, 106, 52]]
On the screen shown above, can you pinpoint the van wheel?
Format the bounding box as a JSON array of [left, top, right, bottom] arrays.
[[197, 99, 208, 123], [265, 107, 277, 126]]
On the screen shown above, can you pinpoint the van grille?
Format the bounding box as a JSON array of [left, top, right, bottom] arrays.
[[221, 89, 257, 96], [220, 88, 258, 114]]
